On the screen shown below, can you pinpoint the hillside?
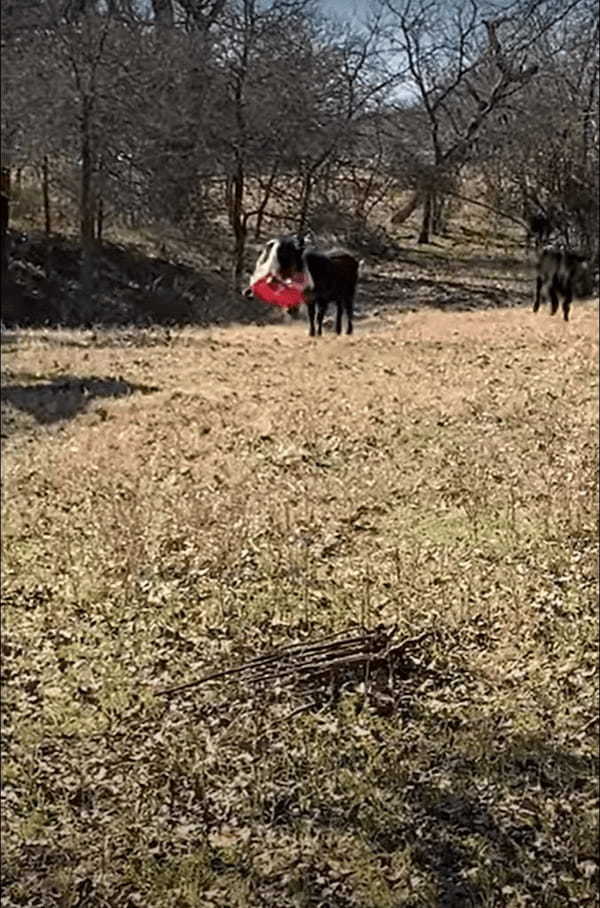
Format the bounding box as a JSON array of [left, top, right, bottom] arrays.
[[1, 211, 534, 331], [2, 296, 598, 907]]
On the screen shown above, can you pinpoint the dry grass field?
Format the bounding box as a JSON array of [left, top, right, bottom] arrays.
[[1, 291, 599, 905]]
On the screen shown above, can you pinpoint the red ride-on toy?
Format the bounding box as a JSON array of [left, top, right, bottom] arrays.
[[250, 274, 307, 310]]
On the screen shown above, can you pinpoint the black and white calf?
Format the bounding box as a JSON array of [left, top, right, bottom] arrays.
[[533, 245, 588, 322], [244, 236, 360, 337]]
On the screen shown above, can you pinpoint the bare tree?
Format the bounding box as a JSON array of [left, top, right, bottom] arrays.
[[380, 0, 588, 243], [4, 0, 594, 327], [476, 2, 599, 254], [211, 0, 333, 287]]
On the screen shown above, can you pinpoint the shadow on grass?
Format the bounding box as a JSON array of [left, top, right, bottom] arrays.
[[360, 270, 530, 314], [361, 732, 597, 905], [4, 228, 535, 332], [1, 326, 188, 351], [2, 230, 280, 330], [381, 240, 530, 280], [1, 373, 159, 432]]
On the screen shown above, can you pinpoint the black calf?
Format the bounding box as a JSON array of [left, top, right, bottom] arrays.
[[303, 249, 359, 337], [533, 246, 588, 322], [244, 236, 360, 337], [526, 209, 552, 250]]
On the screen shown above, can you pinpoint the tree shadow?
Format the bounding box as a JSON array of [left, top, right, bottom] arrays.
[[360, 270, 530, 315], [2, 230, 280, 330], [1, 373, 159, 434], [4, 228, 536, 331], [1, 327, 182, 352], [398, 738, 598, 908], [364, 732, 598, 906], [379, 241, 531, 285], [252, 670, 597, 907]]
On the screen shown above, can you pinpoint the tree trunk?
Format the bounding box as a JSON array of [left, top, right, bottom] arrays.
[[41, 156, 52, 278], [254, 164, 279, 240], [1, 167, 9, 284], [42, 155, 51, 236], [127, 156, 137, 228], [229, 162, 246, 291], [96, 154, 104, 246], [390, 190, 421, 226], [80, 99, 96, 320], [418, 192, 432, 244], [96, 197, 104, 246], [297, 170, 313, 238], [152, 0, 174, 27], [254, 204, 266, 242], [581, 58, 598, 169], [225, 175, 233, 218], [431, 193, 447, 235]]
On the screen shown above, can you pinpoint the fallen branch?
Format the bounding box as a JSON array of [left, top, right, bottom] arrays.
[[155, 624, 432, 698], [252, 630, 432, 686], [155, 627, 376, 696], [577, 714, 600, 735]]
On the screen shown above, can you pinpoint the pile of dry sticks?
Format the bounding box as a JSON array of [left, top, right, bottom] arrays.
[[156, 625, 432, 702]]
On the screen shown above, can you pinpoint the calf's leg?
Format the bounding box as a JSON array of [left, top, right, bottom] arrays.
[[549, 279, 560, 315], [304, 289, 316, 337], [316, 299, 327, 336], [335, 301, 343, 335], [533, 276, 543, 312], [345, 297, 354, 335]]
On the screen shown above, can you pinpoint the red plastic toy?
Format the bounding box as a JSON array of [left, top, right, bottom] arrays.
[[250, 274, 307, 309]]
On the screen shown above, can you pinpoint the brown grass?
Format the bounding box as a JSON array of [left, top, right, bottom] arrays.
[[2, 300, 598, 907]]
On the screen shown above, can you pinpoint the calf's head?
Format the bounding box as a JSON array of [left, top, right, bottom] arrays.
[[243, 236, 304, 298]]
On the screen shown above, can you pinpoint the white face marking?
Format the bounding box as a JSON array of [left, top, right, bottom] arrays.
[[247, 237, 314, 298], [249, 240, 280, 286]]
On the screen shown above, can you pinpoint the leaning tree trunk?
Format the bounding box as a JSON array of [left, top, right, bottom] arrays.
[[390, 190, 422, 226]]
